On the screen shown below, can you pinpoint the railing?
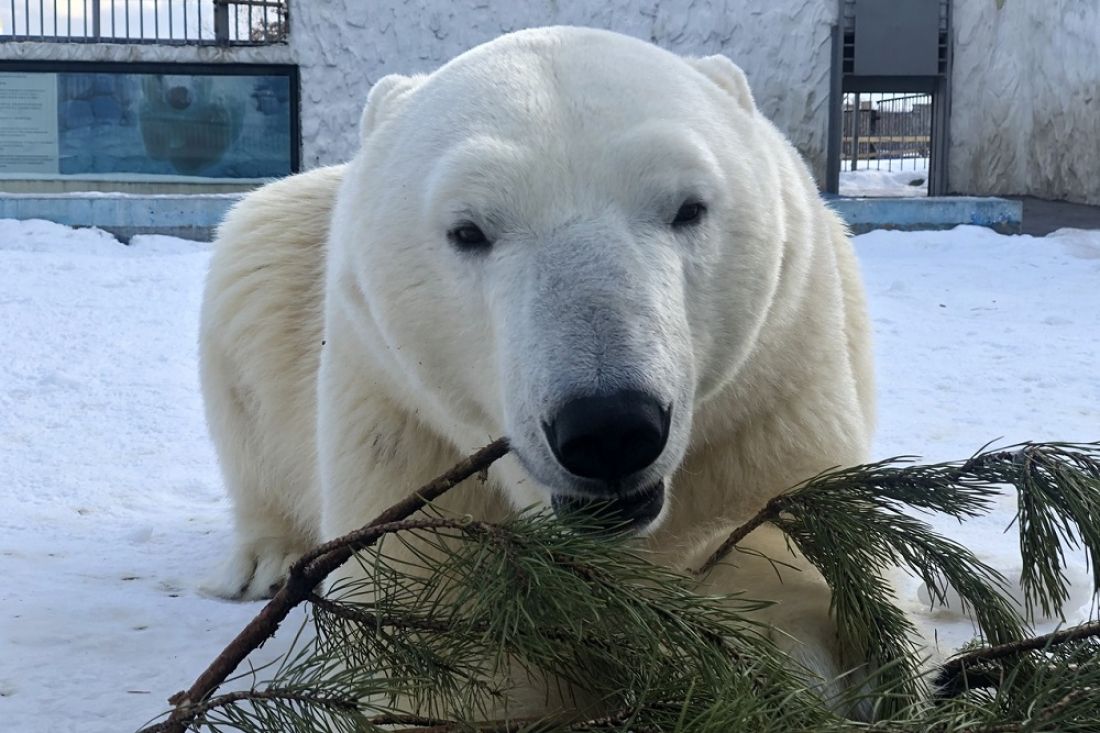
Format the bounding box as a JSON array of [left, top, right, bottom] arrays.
[[842, 92, 931, 171], [0, 0, 287, 45]]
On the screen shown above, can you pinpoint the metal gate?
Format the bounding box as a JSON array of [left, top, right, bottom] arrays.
[[840, 92, 932, 196], [828, 0, 952, 197], [0, 0, 287, 45]]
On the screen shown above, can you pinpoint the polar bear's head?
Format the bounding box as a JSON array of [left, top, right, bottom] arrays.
[[333, 27, 790, 531]]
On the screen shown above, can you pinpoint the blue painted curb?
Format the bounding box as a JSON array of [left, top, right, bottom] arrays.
[[825, 195, 1023, 235], [0, 192, 241, 242], [1, 192, 1023, 241]]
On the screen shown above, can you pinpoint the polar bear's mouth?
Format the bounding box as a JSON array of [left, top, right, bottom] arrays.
[[549, 478, 665, 532]]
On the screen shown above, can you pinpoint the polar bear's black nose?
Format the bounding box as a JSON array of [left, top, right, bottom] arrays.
[[545, 391, 670, 483]]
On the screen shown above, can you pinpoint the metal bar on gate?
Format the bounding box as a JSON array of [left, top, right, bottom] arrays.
[[125, 0, 129, 38], [168, 0, 173, 39], [850, 92, 860, 173], [197, 0, 202, 41], [154, 0, 158, 41], [91, 0, 99, 39], [878, 96, 884, 171], [138, 0, 142, 38], [263, 0, 268, 42], [182, 0, 186, 40], [37, 0, 42, 39], [847, 136, 929, 144], [247, 0, 252, 42], [214, 0, 228, 44]]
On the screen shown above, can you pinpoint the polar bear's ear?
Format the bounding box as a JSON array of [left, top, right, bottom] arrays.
[[687, 55, 756, 114], [359, 73, 423, 143]]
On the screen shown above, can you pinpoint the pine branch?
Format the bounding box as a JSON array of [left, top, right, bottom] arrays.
[[691, 494, 791, 576], [688, 443, 1100, 715], [390, 717, 539, 732], [1003, 443, 1100, 618], [367, 713, 471, 729], [935, 618, 1100, 696], [140, 438, 510, 733], [385, 703, 681, 732], [961, 687, 1092, 733], [139, 688, 360, 733], [137, 439, 1100, 733], [696, 442, 1100, 588]]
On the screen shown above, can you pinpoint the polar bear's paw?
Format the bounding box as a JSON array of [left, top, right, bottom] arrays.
[[200, 536, 307, 601]]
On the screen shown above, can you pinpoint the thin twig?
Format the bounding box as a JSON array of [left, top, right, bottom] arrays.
[[141, 438, 510, 733], [389, 702, 672, 732], [139, 688, 359, 732], [392, 719, 535, 732], [935, 619, 1100, 696], [691, 495, 790, 576], [367, 713, 467, 728]]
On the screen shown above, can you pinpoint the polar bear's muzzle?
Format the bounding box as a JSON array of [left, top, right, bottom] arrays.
[[541, 389, 670, 530]]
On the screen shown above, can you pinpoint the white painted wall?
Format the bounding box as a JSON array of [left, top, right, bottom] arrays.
[[950, 0, 1100, 205], [290, 0, 838, 184]]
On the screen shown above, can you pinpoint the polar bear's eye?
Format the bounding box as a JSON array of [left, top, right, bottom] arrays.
[[671, 201, 707, 228], [448, 222, 492, 251]]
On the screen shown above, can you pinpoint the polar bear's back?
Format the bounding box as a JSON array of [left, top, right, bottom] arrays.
[[200, 165, 345, 543]]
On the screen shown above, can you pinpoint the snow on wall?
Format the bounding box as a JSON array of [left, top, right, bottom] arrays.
[[290, 0, 837, 183], [950, 1, 1100, 205]]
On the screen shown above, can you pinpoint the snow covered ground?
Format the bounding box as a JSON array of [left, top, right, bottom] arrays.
[[2, 218, 1098, 731], [840, 157, 929, 197]]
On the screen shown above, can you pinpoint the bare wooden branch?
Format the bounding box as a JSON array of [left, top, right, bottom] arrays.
[[140, 438, 510, 733]]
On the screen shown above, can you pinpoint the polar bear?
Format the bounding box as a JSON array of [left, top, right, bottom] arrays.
[[200, 26, 874, 706]]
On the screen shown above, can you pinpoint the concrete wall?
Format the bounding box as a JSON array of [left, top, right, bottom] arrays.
[[7, 1, 1095, 205], [0, 39, 291, 64], [950, 0, 1100, 205], [1, 2, 836, 188], [290, 0, 838, 184]]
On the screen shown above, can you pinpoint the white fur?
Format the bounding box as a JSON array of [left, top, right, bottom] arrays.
[[200, 26, 875, 713]]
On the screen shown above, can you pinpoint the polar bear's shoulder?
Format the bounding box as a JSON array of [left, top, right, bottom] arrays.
[[215, 164, 347, 252]]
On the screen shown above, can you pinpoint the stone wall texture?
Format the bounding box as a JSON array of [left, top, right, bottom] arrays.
[[289, 0, 837, 183], [949, 0, 1100, 205]]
